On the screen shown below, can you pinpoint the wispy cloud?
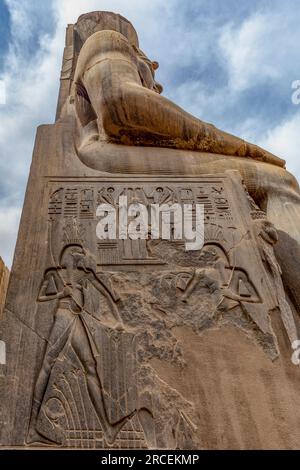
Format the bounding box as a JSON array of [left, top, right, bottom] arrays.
[[259, 111, 300, 178]]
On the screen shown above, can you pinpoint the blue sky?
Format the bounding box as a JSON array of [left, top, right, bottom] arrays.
[[0, 2, 10, 62], [0, 0, 300, 266]]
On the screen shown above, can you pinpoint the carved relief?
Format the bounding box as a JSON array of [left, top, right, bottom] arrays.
[[2, 11, 300, 452], [27, 233, 132, 446], [48, 178, 237, 268], [244, 185, 299, 347], [29, 211, 198, 448], [25, 175, 294, 448], [60, 46, 74, 80]]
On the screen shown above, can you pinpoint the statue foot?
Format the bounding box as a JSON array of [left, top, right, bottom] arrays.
[[105, 409, 137, 445], [26, 428, 59, 447]]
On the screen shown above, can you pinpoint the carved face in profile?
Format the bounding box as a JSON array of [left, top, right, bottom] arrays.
[[198, 247, 219, 266], [256, 220, 278, 245], [60, 244, 96, 273], [74, 248, 97, 273], [60, 245, 84, 268]]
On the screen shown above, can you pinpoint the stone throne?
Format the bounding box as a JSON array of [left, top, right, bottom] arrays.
[[1, 11, 300, 450]]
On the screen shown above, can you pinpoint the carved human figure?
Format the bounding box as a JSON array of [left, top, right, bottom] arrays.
[[27, 244, 134, 445], [243, 184, 299, 345], [181, 245, 260, 312], [253, 218, 299, 345]]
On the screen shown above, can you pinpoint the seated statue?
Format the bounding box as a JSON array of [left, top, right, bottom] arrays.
[[68, 12, 300, 312], [74, 29, 282, 165]]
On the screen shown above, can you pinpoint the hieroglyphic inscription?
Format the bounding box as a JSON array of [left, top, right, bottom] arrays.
[[48, 178, 234, 268]]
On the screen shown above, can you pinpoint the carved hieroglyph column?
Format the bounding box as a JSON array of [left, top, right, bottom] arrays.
[[0, 12, 300, 450]]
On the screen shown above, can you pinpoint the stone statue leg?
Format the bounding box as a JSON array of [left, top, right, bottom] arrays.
[[71, 315, 136, 445], [27, 308, 76, 443]]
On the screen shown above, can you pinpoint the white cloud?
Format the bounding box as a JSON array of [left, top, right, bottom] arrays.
[[170, 79, 233, 123], [259, 112, 300, 179], [0, 205, 21, 267], [0, 4, 63, 243], [56, 0, 167, 22], [0, 80, 6, 105], [219, 11, 300, 92]]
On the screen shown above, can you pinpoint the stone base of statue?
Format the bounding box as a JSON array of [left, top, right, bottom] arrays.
[[0, 118, 299, 450], [1, 12, 300, 450]]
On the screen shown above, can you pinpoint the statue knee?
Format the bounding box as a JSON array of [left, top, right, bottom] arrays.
[[264, 167, 300, 202]]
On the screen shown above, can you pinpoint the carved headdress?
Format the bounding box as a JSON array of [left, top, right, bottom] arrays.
[[74, 11, 139, 50]]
